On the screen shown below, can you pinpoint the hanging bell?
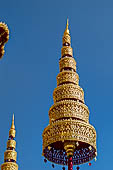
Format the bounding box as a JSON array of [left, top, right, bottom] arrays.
[[44, 159, 47, 163], [52, 164, 55, 168], [95, 157, 97, 161], [88, 162, 91, 166]]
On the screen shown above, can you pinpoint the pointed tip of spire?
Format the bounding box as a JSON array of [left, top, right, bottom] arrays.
[[64, 18, 69, 34], [66, 18, 69, 29], [11, 113, 15, 129], [13, 113, 14, 121]]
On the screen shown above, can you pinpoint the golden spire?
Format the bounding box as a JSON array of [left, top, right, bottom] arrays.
[[0, 22, 9, 58], [1, 114, 18, 170], [42, 21, 97, 166], [62, 19, 72, 57]]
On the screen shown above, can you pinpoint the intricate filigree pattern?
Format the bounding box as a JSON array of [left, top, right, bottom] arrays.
[[49, 100, 89, 123], [59, 57, 76, 71], [43, 119, 96, 150], [62, 34, 71, 45], [53, 84, 84, 103], [61, 46, 73, 57], [1, 162, 18, 170], [7, 140, 16, 149], [57, 71, 79, 86], [4, 150, 17, 162]]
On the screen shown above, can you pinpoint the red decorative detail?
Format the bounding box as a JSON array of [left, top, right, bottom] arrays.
[[88, 163, 91, 166], [68, 157, 73, 170], [44, 159, 47, 163]]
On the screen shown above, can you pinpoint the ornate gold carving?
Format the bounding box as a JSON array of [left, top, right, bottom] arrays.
[[62, 19, 71, 45], [59, 57, 76, 71], [1, 162, 18, 170], [64, 141, 75, 157], [9, 129, 16, 138], [57, 71, 79, 86], [42, 20, 97, 165], [63, 34, 71, 45], [42, 119, 96, 151], [53, 84, 84, 103], [61, 46, 73, 57], [7, 140, 16, 149], [0, 22, 9, 58], [49, 100, 89, 123], [4, 150, 17, 162]]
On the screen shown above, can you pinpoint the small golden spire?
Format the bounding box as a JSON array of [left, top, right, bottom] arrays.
[[11, 113, 15, 129], [9, 114, 16, 138], [62, 19, 73, 57], [64, 18, 69, 34], [1, 115, 18, 170]]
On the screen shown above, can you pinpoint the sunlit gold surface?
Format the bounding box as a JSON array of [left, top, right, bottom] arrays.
[[49, 100, 89, 123], [7, 140, 16, 149], [57, 71, 79, 86], [1, 162, 18, 170], [42, 20, 97, 165], [43, 119, 96, 150], [9, 114, 16, 138], [62, 19, 70, 45], [53, 84, 84, 103], [61, 46, 73, 57], [4, 150, 17, 162], [59, 57, 76, 71]]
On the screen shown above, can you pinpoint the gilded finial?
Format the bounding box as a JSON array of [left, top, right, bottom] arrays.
[[66, 18, 69, 30], [62, 18, 73, 57], [11, 113, 15, 129], [9, 114, 16, 138], [64, 18, 69, 34]]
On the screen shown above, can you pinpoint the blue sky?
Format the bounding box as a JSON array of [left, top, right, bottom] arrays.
[[0, 0, 113, 170]]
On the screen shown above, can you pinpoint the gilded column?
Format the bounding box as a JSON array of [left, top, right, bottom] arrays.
[[1, 114, 18, 170]]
